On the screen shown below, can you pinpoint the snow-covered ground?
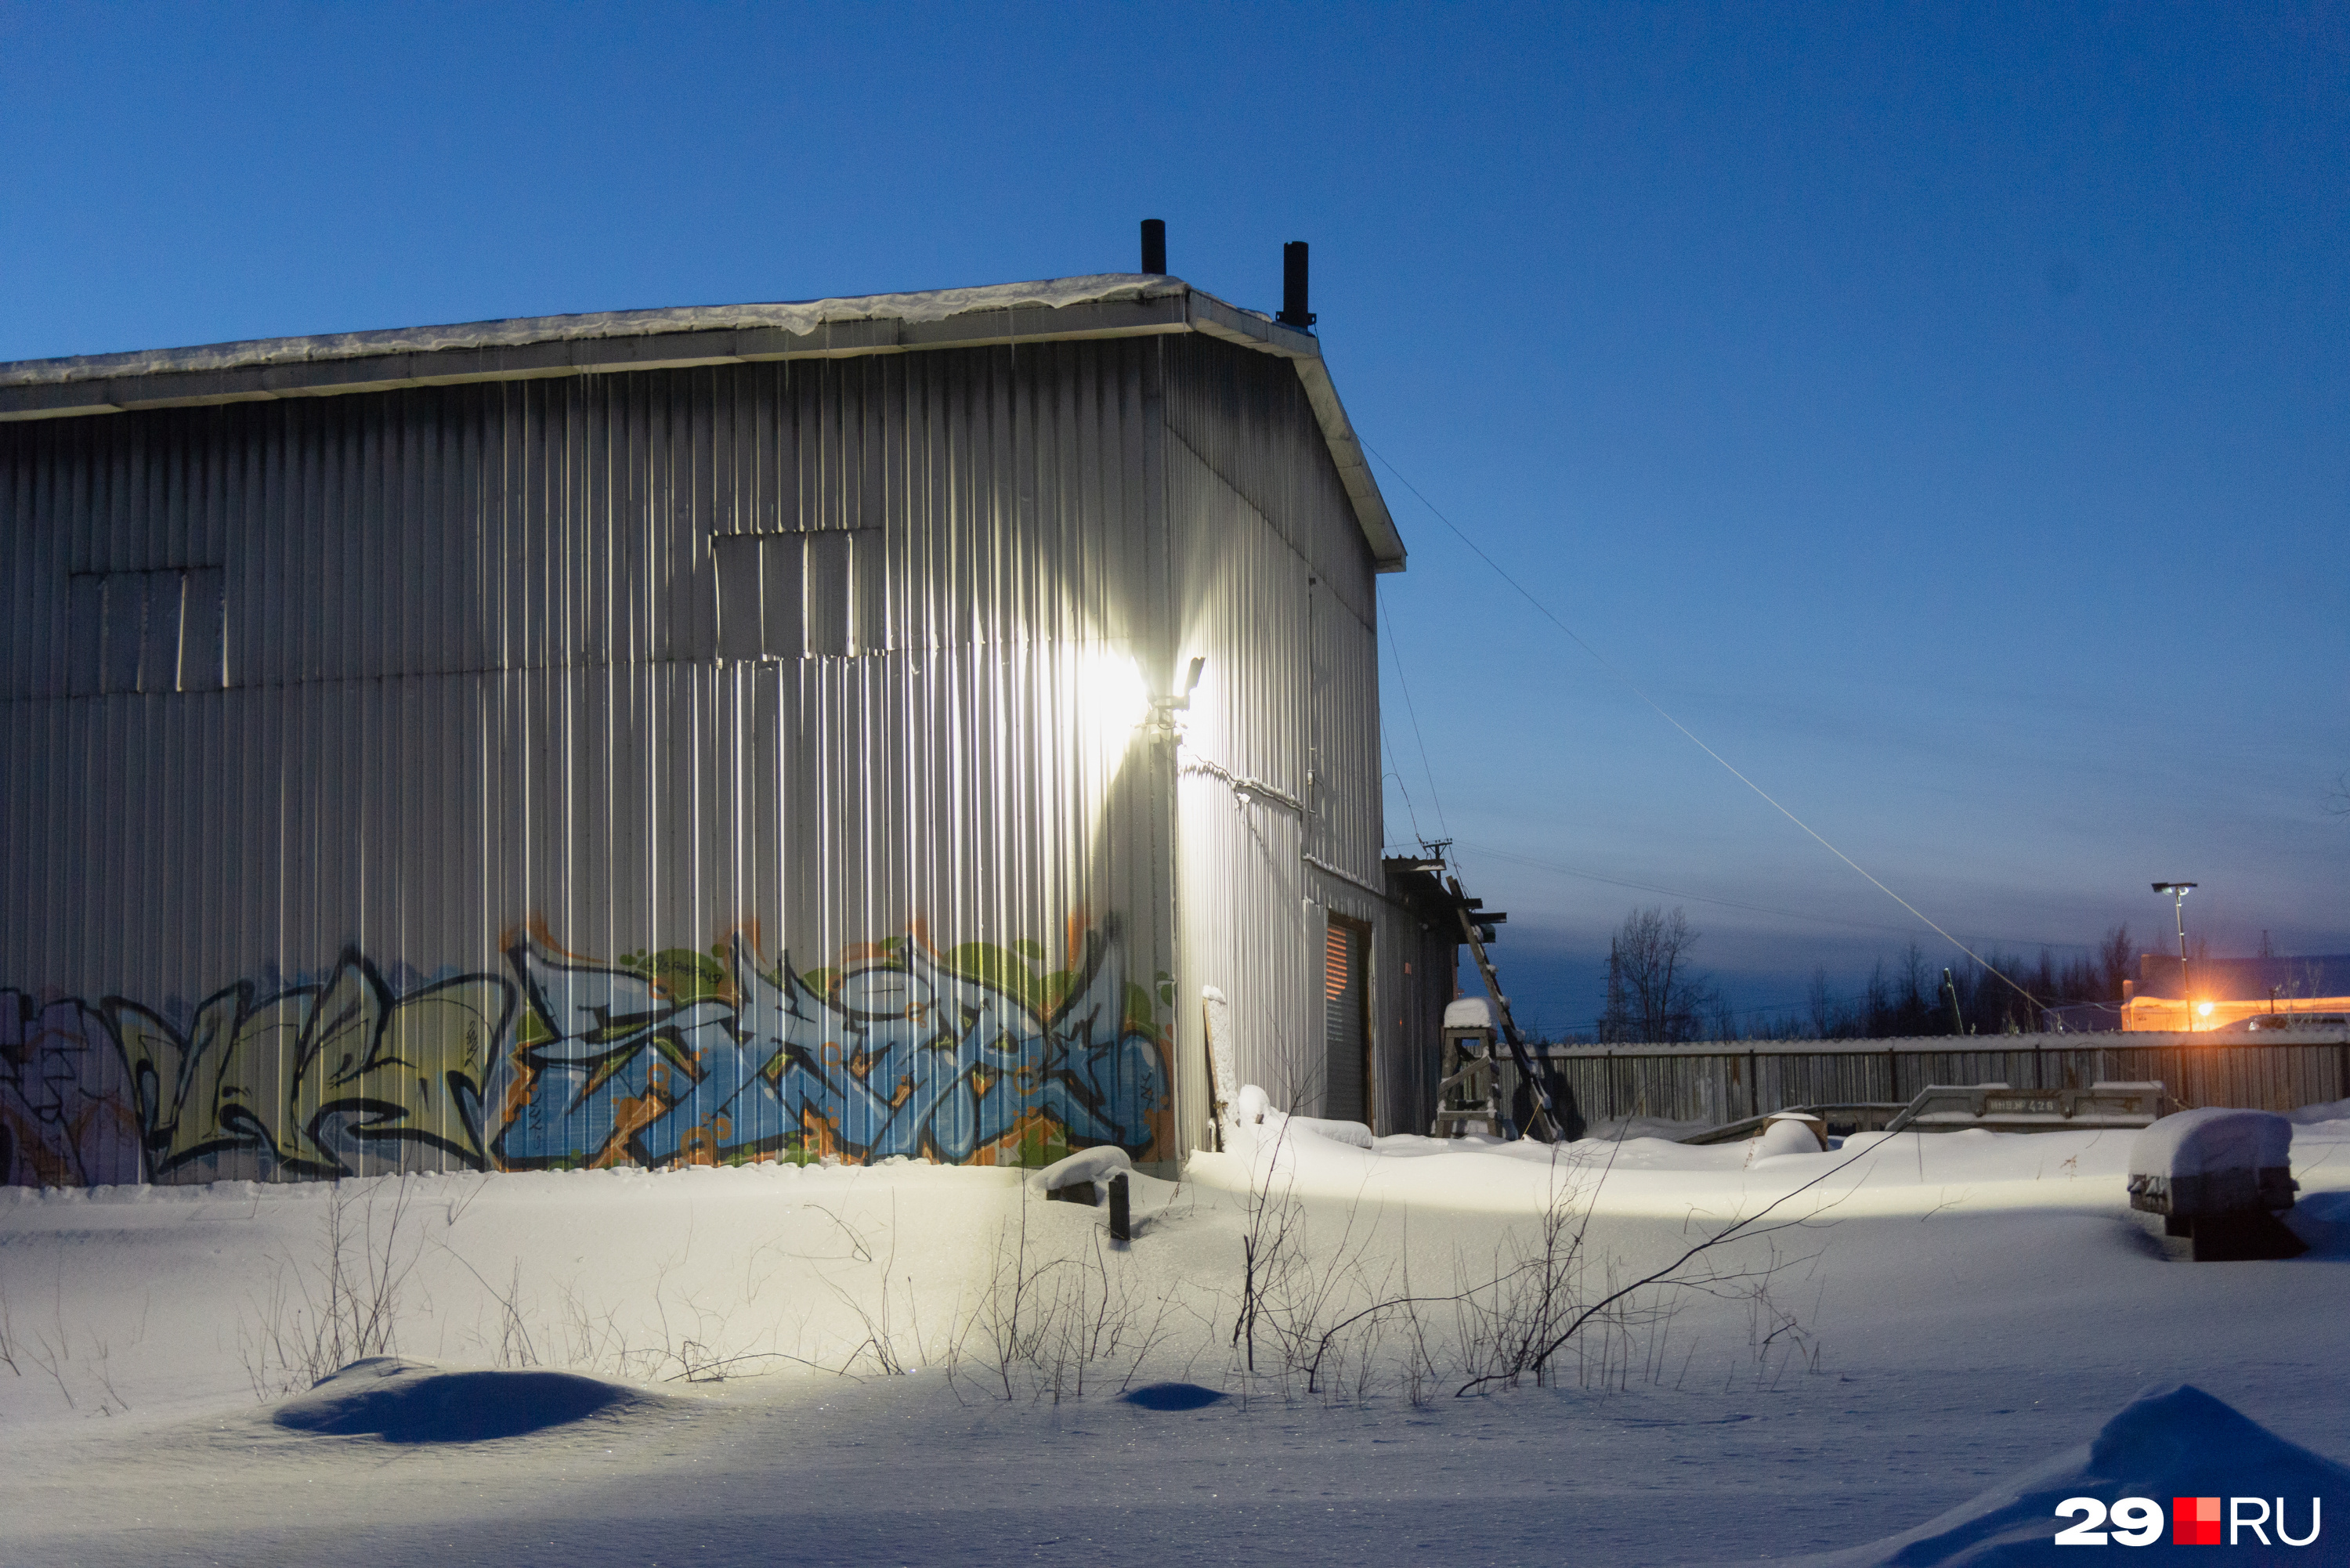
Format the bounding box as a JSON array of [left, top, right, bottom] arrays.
[[5, 1103, 2348, 1566]]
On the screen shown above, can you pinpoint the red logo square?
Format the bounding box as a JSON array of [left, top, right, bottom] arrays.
[[2174, 1496, 2222, 1546]]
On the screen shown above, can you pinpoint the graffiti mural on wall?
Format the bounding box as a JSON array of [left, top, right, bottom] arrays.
[[0, 923, 1170, 1186], [0, 993, 142, 1187]]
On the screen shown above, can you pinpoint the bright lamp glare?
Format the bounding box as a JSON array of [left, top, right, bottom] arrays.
[[1073, 651, 1150, 739], [2196, 1002, 2215, 1017]]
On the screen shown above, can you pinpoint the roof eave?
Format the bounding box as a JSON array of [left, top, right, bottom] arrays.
[[0, 278, 1407, 573]]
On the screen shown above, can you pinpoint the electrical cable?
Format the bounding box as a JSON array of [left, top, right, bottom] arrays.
[[1361, 439, 2044, 1010], [1459, 840, 2102, 952], [1378, 598, 1451, 840], [1382, 734, 1427, 846]]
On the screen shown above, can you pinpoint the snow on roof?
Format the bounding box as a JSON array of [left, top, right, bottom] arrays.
[[0, 273, 1405, 569], [0, 274, 1184, 389]]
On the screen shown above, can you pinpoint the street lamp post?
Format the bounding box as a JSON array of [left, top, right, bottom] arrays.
[[2152, 881, 2198, 1028]]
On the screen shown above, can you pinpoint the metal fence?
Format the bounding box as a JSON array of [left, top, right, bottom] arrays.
[[1491, 1031, 2350, 1139]]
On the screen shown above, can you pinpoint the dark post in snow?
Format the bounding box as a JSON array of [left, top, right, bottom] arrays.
[[1278, 241, 1315, 328], [1108, 1172, 1131, 1241], [1141, 219, 1166, 276]]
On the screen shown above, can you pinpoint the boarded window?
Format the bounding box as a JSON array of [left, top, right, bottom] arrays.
[[714, 529, 885, 658], [1323, 916, 1371, 1125], [67, 567, 226, 695]]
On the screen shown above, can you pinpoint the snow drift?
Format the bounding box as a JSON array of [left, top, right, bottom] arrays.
[[274, 1357, 647, 1443], [1799, 1384, 2345, 1566]]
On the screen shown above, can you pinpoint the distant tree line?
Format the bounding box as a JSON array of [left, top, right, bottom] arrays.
[[1785, 927, 2135, 1040], [1563, 905, 2136, 1044]]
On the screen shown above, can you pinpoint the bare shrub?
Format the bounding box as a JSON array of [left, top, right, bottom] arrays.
[[953, 1190, 1190, 1404], [1454, 1145, 1859, 1396], [239, 1176, 422, 1400], [0, 1277, 19, 1378]]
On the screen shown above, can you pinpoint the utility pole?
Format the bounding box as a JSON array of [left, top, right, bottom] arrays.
[[2153, 882, 2197, 1028]]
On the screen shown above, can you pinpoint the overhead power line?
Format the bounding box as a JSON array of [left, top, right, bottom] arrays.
[[1379, 598, 1451, 840], [1459, 840, 2102, 952], [1361, 441, 2044, 1009]]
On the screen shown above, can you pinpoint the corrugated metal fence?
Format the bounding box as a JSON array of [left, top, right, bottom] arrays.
[[1497, 1031, 2350, 1136]]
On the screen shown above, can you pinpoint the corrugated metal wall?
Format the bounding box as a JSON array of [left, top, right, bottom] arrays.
[[1162, 338, 1398, 1129], [1374, 905, 1459, 1136], [1, 340, 1188, 1184]]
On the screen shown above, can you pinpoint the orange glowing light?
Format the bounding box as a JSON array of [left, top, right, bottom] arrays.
[[2196, 1002, 2215, 1017]]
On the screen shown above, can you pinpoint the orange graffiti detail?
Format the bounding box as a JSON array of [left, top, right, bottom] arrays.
[[796, 1104, 847, 1160], [676, 1115, 734, 1168], [971, 1107, 1064, 1168], [501, 1044, 539, 1131]]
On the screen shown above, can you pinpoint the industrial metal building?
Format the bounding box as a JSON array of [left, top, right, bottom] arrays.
[[0, 269, 1459, 1187]]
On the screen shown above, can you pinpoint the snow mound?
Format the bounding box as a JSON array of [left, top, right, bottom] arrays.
[[1287, 1115, 1375, 1150], [1119, 1382, 1227, 1411], [1799, 1384, 2348, 1566], [273, 1357, 645, 1443], [1220, 1086, 1374, 1153]]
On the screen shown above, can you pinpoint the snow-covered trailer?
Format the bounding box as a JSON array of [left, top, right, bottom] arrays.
[[0, 268, 1432, 1187]]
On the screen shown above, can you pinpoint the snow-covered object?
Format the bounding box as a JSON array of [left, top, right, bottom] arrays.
[[1217, 1089, 1371, 1152], [1029, 1145, 1133, 1194], [2128, 1108, 2296, 1216], [1201, 986, 1235, 1115], [1747, 1118, 1826, 1162], [1442, 997, 1495, 1031], [0, 274, 1191, 387], [1764, 1111, 1828, 1151], [2288, 1094, 2350, 1125], [1803, 1385, 2345, 1566]]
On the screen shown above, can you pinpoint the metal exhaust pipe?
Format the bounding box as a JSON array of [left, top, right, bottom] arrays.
[[1278, 240, 1315, 327]]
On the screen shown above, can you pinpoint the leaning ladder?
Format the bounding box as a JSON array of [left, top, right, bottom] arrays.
[[1451, 877, 1564, 1143]]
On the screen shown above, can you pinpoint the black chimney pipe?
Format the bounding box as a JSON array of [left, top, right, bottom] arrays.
[[1141, 219, 1166, 275], [1278, 240, 1315, 328]]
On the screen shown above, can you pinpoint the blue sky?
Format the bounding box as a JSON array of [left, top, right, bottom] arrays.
[[3, 2, 2343, 1032]]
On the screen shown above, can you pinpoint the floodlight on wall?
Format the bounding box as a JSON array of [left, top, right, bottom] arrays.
[[1151, 656, 1204, 711], [1148, 656, 1206, 737]]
